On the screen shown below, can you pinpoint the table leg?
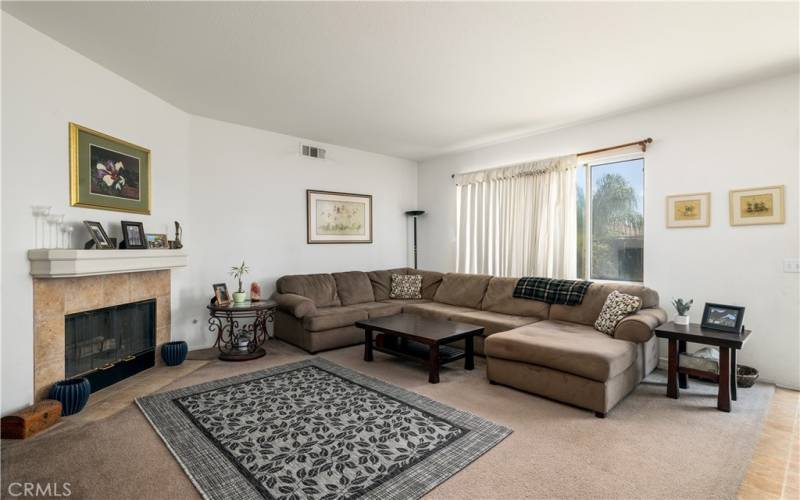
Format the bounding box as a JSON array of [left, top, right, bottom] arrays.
[[465, 336, 475, 370], [428, 344, 440, 384], [731, 348, 737, 402], [667, 339, 679, 399], [678, 340, 689, 389], [364, 329, 373, 362], [717, 347, 731, 412]]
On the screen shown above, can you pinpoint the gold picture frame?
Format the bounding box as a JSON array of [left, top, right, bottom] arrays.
[[306, 190, 373, 244], [69, 122, 151, 214], [729, 185, 785, 226], [666, 192, 710, 228]]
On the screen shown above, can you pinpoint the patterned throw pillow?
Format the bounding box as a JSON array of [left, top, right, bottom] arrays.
[[390, 274, 423, 299], [594, 290, 642, 335]]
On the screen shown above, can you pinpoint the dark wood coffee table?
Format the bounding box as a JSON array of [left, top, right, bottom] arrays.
[[355, 313, 484, 383], [654, 321, 752, 412]]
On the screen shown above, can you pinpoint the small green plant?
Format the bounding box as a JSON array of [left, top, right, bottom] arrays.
[[672, 298, 693, 316], [230, 260, 250, 293]]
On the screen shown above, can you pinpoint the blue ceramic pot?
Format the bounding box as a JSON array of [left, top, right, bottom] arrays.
[[161, 340, 188, 366], [48, 378, 91, 416]]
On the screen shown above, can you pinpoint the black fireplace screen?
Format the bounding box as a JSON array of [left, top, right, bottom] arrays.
[[65, 299, 156, 378]]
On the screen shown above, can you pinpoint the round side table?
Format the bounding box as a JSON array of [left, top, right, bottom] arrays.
[[207, 299, 276, 361]]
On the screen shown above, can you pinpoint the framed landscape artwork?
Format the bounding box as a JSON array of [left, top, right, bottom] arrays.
[[666, 192, 710, 228], [69, 122, 151, 215], [306, 190, 372, 244], [729, 185, 784, 226]]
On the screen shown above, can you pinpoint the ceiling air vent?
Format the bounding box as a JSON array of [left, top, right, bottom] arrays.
[[301, 144, 326, 159]]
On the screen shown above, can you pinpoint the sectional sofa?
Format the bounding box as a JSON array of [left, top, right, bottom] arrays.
[[273, 268, 667, 416]]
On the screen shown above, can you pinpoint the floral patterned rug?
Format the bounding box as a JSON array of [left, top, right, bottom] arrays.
[[136, 358, 511, 500]]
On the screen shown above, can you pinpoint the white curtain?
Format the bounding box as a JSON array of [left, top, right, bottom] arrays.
[[455, 155, 577, 278]]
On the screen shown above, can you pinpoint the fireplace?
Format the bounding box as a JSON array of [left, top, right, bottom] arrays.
[[65, 299, 156, 392], [32, 271, 171, 401]]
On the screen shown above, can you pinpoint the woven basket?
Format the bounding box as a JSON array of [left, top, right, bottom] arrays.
[[736, 365, 759, 388]]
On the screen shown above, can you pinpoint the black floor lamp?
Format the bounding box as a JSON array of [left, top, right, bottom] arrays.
[[405, 210, 425, 269]]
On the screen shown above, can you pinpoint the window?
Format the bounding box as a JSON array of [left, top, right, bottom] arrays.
[[576, 157, 644, 282]]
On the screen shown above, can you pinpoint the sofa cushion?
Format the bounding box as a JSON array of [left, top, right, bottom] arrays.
[[433, 273, 492, 308], [484, 320, 638, 382], [450, 310, 542, 335], [302, 305, 368, 332], [401, 302, 477, 321], [390, 274, 423, 299], [481, 277, 550, 318], [332, 271, 375, 305], [416, 270, 444, 300], [367, 268, 409, 301], [277, 273, 341, 307], [379, 298, 432, 305], [367, 268, 444, 301], [549, 283, 659, 326], [594, 291, 642, 335], [355, 302, 404, 319]]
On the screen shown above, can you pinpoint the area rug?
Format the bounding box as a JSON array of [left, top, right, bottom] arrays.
[[136, 357, 511, 500]]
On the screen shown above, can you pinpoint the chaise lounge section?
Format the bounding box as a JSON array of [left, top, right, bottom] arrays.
[[272, 269, 666, 416]]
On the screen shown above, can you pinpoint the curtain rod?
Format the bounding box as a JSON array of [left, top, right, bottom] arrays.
[[450, 137, 653, 179], [577, 137, 652, 157]]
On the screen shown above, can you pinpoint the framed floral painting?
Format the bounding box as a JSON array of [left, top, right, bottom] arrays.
[[69, 123, 151, 214], [729, 185, 784, 226], [306, 190, 372, 243], [666, 192, 710, 228]]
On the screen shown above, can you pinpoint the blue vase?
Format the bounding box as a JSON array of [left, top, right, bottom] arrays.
[[161, 341, 188, 366], [48, 378, 90, 416]]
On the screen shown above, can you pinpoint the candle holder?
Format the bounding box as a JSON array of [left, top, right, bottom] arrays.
[[31, 205, 51, 248], [61, 224, 75, 249], [46, 214, 64, 248]]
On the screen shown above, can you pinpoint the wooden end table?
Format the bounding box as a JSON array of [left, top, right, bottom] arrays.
[[207, 299, 276, 361], [654, 321, 752, 412], [355, 313, 484, 384]]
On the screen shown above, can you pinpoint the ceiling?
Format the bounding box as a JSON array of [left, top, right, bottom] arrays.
[[3, 1, 798, 160]]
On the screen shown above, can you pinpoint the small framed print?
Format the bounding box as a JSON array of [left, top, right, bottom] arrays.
[[306, 190, 373, 244], [701, 303, 745, 333], [729, 185, 785, 226], [212, 283, 230, 305], [82, 221, 114, 249], [121, 221, 147, 249], [146, 233, 168, 249], [666, 192, 710, 228]]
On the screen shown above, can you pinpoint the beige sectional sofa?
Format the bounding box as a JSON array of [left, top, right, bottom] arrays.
[[273, 268, 667, 416]]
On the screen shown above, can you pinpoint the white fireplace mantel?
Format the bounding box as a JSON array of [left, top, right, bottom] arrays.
[[28, 249, 188, 278]]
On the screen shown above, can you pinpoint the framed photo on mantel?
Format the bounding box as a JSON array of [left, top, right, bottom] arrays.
[[69, 123, 151, 215], [306, 190, 373, 244]]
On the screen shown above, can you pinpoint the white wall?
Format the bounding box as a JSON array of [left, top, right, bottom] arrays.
[[1, 14, 418, 414], [1, 14, 192, 415], [175, 116, 418, 349], [418, 74, 800, 389]]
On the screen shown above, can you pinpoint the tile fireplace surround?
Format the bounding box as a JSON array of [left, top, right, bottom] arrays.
[[33, 270, 171, 401]]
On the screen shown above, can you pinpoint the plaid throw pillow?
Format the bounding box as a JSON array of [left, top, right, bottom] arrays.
[[594, 290, 642, 335], [390, 274, 423, 299]]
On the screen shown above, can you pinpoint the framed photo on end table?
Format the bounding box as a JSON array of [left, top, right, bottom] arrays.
[[701, 303, 745, 333]]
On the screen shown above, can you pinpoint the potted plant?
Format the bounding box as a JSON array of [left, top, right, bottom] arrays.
[[230, 260, 250, 303], [672, 298, 693, 325]]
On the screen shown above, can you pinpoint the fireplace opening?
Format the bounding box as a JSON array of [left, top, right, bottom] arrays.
[[65, 298, 156, 393]]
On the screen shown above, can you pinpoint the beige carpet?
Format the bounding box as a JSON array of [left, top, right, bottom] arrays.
[[1, 339, 773, 499]]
